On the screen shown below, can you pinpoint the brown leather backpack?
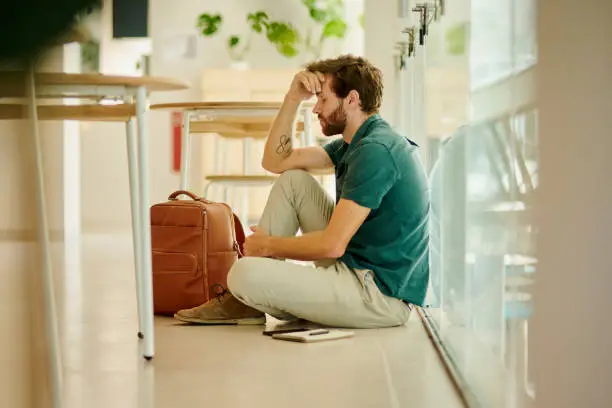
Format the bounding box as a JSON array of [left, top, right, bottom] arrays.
[[150, 190, 245, 315]]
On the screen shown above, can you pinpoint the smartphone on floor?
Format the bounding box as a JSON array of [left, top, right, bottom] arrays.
[[262, 327, 311, 336]]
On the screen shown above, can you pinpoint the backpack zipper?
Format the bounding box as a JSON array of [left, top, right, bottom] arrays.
[[202, 208, 209, 299]]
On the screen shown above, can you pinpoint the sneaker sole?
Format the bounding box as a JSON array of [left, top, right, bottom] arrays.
[[173, 314, 266, 325]]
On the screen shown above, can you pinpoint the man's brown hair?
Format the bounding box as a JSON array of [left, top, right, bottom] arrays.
[[305, 54, 383, 114]]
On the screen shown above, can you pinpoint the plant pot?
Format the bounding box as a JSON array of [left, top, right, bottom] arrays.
[[229, 60, 250, 70]]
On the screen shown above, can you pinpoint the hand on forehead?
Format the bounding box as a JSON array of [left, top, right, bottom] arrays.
[[315, 72, 333, 96]]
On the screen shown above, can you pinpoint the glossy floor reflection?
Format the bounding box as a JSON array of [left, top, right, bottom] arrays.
[[58, 234, 463, 408]]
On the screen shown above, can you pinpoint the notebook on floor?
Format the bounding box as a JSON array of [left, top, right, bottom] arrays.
[[271, 328, 355, 343]]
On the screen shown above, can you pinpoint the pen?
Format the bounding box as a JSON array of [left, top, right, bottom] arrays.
[[308, 329, 329, 336]]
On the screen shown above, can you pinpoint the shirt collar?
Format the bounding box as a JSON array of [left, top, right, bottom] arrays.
[[348, 113, 382, 148]]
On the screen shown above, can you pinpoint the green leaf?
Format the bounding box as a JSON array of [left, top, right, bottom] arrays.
[[196, 13, 222, 36], [255, 11, 268, 20], [302, 0, 345, 23], [228, 36, 240, 48], [309, 8, 327, 22], [301, 0, 327, 22], [266, 22, 298, 44], [301, 0, 317, 8], [247, 10, 270, 33], [358, 13, 364, 29], [277, 43, 299, 57], [445, 22, 468, 56], [322, 18, 347, 38], [261, 20, 300, 58]]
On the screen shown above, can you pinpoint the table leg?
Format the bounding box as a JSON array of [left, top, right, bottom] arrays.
[[303, 108, 312, 146], [180, 111, 191, 191], [125, 118, 145, 339], [214, 134, 222, 174], [136, 86, 155, 360], [220, 138, 228, 202], [27, 65, 63, 407]]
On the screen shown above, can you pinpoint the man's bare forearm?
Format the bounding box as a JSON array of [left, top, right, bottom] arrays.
[[267, 231, 337, 261], [262, 96, 302, 172]]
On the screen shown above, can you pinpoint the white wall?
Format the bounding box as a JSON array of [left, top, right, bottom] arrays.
[[534, 1, 612, 407], [343, 0, 365, 57], [80, 1, 151, 233], [148, 0, 263, 206], [81, 0, 364, 231], [364, 0, 403, 126], [147, 0, 359, 204]]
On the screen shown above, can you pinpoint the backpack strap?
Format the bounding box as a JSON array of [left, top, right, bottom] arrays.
[[232, 213, 246, 258]]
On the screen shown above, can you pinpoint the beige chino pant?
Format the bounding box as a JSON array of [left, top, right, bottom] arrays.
[[227, 169, 411, 329]]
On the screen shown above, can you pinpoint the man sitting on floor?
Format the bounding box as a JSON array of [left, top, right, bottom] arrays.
[[174, 55, 430, 329]]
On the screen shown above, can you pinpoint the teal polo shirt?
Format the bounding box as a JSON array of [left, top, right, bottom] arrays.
[[323, 114, 430, 306]]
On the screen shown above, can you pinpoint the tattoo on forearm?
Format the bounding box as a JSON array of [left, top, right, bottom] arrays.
[[275, 134, 293, 157]]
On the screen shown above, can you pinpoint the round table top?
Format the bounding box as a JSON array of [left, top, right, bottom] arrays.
[[150, 101, 314, 111], [0, 72, 190, 97]]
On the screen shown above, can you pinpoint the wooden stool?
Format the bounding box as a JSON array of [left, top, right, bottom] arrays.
[[150, 101, 314, 227]]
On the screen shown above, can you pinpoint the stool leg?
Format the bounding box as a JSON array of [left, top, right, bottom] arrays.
[[219, 136, 228, 203], [28, 65, 63, 408], [222, 186, 229, 204], [240, 137, 252, 226], [241, 186, 248, 228], [204, 181, 214, 198], [180, 112, 191, 191], [125, 118, 145, 339], [214, 134, 222, 174], [219, 136, 226, 174], [136, 86, 155, 360]]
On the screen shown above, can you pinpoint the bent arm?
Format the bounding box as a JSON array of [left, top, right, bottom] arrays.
[[262, 96, 301, 172], [266, 199, 370, 261], [262, 96, 333, 174]]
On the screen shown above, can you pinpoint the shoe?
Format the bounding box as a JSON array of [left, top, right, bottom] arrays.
[[174, 289, 266, 325]]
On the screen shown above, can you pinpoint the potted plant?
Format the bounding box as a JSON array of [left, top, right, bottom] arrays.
[[300, 0, 348, 60], [196, 11, 300, 68]]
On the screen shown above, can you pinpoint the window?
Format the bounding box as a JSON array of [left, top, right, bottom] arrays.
[[419, 0, 538, 406]]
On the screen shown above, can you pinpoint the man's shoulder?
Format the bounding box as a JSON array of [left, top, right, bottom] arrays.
[[356, 127, 425, 180], [351, 138, 393, 160], [357, 127, 414, 156], [362, 118, 407, 143]]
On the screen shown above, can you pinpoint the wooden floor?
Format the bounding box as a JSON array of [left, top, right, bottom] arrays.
[[2, 233, 464, 408]]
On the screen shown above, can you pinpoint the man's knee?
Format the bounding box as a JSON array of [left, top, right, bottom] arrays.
[[276, 169, 315, 188], [227, 257, 263, 297]]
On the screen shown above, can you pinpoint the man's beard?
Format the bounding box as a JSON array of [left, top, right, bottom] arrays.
[[318, 103, 347, 136]]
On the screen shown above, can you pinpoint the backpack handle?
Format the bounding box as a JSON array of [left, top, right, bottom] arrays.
[[168, 190, 212, 203]]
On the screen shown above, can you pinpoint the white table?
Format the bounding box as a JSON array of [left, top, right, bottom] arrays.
[[0, 71, 189, 373]]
